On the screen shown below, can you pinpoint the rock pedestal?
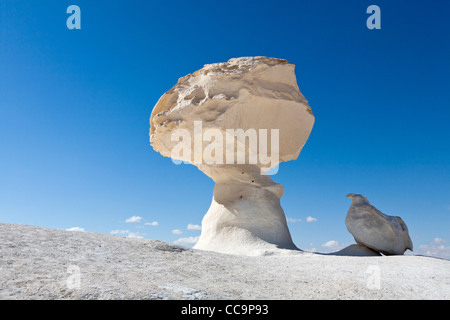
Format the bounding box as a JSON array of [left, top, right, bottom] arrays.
[[150, 57, 315, 255]]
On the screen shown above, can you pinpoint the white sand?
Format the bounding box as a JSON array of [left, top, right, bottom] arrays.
[[0, 223, 448, 300]]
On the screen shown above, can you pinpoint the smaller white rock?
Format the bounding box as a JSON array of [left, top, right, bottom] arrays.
[[345, 193, 413, 255]]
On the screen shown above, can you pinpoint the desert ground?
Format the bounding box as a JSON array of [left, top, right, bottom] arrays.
[[0, 223, 448, 299]]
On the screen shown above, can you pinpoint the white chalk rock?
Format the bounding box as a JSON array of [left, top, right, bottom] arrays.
[[345, 193, 413, 255], [150, 57, 315, 255]]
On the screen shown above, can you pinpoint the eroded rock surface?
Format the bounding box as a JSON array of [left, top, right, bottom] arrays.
[[150, 57, 314, 255]]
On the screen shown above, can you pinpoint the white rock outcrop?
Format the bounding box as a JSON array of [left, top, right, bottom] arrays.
[[345, 193, 413, 255], [150, 57, 315, 255], [2, 223, 450, 299]]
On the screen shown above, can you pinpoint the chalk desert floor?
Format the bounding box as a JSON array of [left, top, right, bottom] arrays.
[[0, 223, 448, 299]]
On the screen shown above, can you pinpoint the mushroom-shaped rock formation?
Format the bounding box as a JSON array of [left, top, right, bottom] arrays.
[[150, 57, 315, 255], [345, 193, 413, 255]]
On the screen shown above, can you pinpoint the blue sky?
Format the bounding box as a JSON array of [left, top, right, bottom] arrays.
[[1, 1, 449, 258]]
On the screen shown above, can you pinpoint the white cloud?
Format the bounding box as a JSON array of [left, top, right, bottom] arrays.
[[322, 240, 340, 248], [110, 230, 144, 239], [172, 229, 183, 235], [419, 244, 450, 259], [286, 217, 302, 223], [145, 221, 159, 226], [286, 217, 316, 223], [174, 236, 199, 245], [418, 238, 450, 259], [187, 224, 202, 231], [126, 232, 144, 239], [304, 243, 317, 252], [125, 216, 143, 223], [66, 227, 85, 232], [110, 230, 130, 235]]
